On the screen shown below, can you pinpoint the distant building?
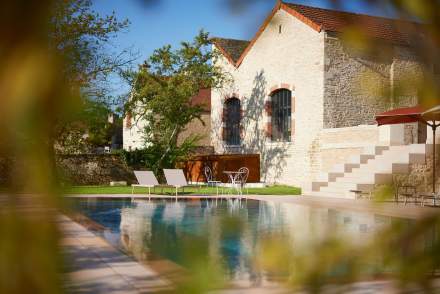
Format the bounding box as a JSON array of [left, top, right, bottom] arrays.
[[123, 89, 212, 152]]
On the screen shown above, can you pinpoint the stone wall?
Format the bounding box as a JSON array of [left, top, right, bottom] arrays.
[[323, 32, 421, 129], [56, 154, 136, 185]]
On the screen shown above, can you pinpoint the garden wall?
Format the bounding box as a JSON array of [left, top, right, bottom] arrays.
[[56, 154, 136, 185]]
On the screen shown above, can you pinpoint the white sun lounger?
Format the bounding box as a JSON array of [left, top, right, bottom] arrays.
[[132, 171, 159, 195], [163, 169, 189, 196]]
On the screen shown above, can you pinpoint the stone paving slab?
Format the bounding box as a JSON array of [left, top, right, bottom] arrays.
[[60, 215, 171, 293], [250, 195, 439, 219]]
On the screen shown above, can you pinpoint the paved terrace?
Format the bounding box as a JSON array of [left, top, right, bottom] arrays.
[[63, 194, 440, 293]]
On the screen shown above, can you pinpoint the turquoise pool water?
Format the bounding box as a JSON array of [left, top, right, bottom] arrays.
[[68, 197, 411, 285]]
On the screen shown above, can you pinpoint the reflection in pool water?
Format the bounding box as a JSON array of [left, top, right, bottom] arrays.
[[69, 198, 410, 286]]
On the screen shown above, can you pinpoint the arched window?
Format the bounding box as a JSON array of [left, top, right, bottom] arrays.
[[224, 98, 241, 145], [271, 89, 292, 142]]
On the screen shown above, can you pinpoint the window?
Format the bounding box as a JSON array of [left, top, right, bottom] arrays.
[[224, 98, 241, 145], [271, 89, 291, 142]]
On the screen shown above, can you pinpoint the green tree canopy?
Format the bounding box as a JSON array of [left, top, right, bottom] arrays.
[[49, 0, 132, 153], [125, 30, 229, 173]]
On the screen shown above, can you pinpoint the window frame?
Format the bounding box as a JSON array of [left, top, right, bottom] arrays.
[[270, 89, 292, 142], [224, 98, 241, 146]]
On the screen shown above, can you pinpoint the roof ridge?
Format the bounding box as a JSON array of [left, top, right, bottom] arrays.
[[281, 1, 421, 25], [212, 37, 249, 42]]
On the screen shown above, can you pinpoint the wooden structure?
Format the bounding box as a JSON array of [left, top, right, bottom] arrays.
[[178, 154, 260, 183]]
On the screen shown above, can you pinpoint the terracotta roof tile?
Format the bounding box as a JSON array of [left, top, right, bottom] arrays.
[[215, 2, 425, 68], [283, 2, 424, 45], [212, 38, 250, 63]]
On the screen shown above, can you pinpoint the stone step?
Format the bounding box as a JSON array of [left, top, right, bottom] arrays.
[[350, 163, 410, 174], [362, 145, 390, 156], [308, 144, 435, 199], [316, 172, 344, 182], [307, 191, 349, 199], [335, 173, 392, 185], [325, 182, 375, 190]]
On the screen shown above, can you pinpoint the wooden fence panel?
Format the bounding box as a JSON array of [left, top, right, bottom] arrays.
[[178, 154, 260, 183]]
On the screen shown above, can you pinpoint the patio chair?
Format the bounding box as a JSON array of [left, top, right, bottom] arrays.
[[397, 185, 418, 205], [419, 184, 440, 207], [163, 169, 190, 196], [132, 171, 159, 196], [238, 167, 249, 195], [204, 166, 222, 195], [349, 189, 372, 200]]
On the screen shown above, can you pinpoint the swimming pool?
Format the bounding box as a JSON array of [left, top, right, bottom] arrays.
[[68, 197, 412, 287]]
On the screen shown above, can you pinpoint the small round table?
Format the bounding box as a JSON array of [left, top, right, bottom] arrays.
[[223, 171, 245, 195]]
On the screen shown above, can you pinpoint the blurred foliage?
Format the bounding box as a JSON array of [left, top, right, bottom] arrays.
[[0, 0, 130, 293], [124, 30, 230, 174], [335, 0, 440, 108], [0, 0, 70, 293]]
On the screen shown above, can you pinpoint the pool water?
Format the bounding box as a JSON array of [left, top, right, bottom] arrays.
[[68, 198, 411, 285]]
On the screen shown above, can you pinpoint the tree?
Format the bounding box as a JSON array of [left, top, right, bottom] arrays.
[[125, 30, 229, 173], [50, 0, 132, 96], [55, 98, 119, 154], [48, 0, 134, 152]]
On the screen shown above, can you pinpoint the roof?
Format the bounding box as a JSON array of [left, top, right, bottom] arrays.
[[212, 38, 250, 64], [283, 2, 423, 45], [215, 1, 424, 68], [190, 88, 211, 112]]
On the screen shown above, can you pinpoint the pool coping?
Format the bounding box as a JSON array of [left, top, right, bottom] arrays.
[[60, 214, 172, 293], [66, 194, 439, 219]]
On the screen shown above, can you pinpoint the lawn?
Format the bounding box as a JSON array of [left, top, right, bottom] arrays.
[[64, 185, 301, 196]]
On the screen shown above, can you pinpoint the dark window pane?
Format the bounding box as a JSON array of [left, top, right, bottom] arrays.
[[225, 98, 241, 145], [271, 89, 291, 142]]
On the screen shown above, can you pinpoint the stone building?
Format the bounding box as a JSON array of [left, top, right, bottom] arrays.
[[123, 88, 212, 151], [210, 1, 430, 189]]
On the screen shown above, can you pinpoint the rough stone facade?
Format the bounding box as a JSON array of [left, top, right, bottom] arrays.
[[323, 33, 422, 129]]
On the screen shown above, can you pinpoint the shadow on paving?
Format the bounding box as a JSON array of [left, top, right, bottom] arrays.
[[60, 216, 172, 293]]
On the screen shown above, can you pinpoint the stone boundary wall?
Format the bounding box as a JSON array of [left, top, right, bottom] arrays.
[[317, 125, 379, 174], [56, 154, 136, 185]]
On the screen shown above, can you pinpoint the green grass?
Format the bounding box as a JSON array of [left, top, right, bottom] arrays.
[[64, 185, 301, 196]]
